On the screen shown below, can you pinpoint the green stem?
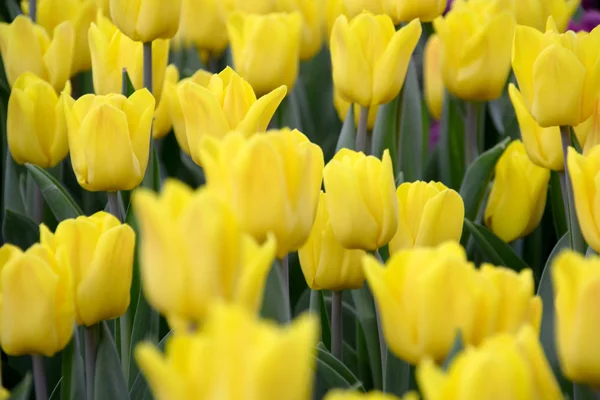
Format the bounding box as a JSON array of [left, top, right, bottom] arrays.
[[28, 0, 36, 21], [560, 126, 586, 253], [356, 106, 369, 153], [465, 102, 480, 167], [373, 249, 387, 371], [31, 356, 47, 400], [331, 290, 343, 361], [84, 325, 97, 400], [106, 192, 121, 221]]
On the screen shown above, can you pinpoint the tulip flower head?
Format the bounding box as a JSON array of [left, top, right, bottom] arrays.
[[153, 64, 179, 139], [342, 0, 383, 18], [503, 0, 580, 32], [277, 0, 324, 60], [325, 390, 418, 400], [109, 0, 181, 42], [424, 34, 444, 120], [177, 0, 229, 55], [384, 0, 447, 24]]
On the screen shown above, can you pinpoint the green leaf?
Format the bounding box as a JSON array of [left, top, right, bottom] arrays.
[[95, 322, 129, 400], [464, 219, 528, 271], [314, 345, 365, 398], [442, 331, 463, 371], [122, 70, 135, 97], [549, 171, 568, 239], [9, 374, 32, 400], [280, 86, 304, 133], [396, 59, 423, 181], [316, 343, 365, 391], [129, 332, 171, 400], [309, 290, 332, 351], [142, 147, 161, 191], [260, 260, 291, 323], [336, 106, 356, 152], [351, 286, 382, 390], [24, 164, 82, 221], [3, 152, 25, 214], [49, 378, 62, 400], [384, 350, 410, 396], [459, 137, 510, 221], [574, 383, 597, 400], [372, 95, 398, 169], [60, 336, 85, 400], [2, 209, 38, 250], [439, 91, 465, 190]]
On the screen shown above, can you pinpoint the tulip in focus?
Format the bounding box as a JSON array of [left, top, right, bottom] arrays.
[[199, 130, 324, 258], [63, 88, 155, 191], [484, 140, 549, 243], [109, 0, 181, 42], [552, 250, 600, 386], [333, 89, 378, 130], [227, 11, 303, 95], [7, 73, 71, 168], [177, 0, 229, 55], [504, 0, 579, 32], [512, 17, 600, 127], [0, 15, 74, 91], [134, 181, 277, 322], [384, 0, 447, 23], [153, 64, 179, 139], [324, 149, 398, 251], [325, 390, 418, 400], [424, 34, 444, 120], [433, 0, 516, 100], [277, 0, 323, 60], [177, 67, 287, 165], [418, 325, 563, 400], [330, 14, 421, 107], [135, 305, 317, 400], [0, 243, 74, 356], [389, 181, 464, 254]]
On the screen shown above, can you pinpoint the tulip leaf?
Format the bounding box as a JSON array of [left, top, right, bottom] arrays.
[[128, 292, 159, 388], [384, 350, 411, 396], [573, 383, 597, 400], [336, 106, 356, 152], [310, 290, 332, 352], [260, 260, 292, 323], [442, 331, 463, 371], [2, 209, 38, 250], [129, 332, 171, 400], [314, 344, 365, 398], [372, 95, 398, 168], [549, 171, 568, 239], [9, 373, 32, 400], [142, 147, 161, 192], [4, 152, 26, 214], [464, 219, 528, 271], [94, 321, 129, 400], [24, 164, 83, 221], [439, 92, 466, 190], [60, 335, 85, 400], [316, 343, 365, 391], [49, 378, 62, 400], [459, 137, 510, 221]]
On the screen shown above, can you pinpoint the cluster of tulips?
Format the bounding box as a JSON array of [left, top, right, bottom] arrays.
[[1, 0, 600, 399]]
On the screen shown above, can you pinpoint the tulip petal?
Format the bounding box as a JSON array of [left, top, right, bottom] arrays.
[[416, 359, 448, 400], [377, 150, 399, 247], [0, 16, 46, 87], [136, 0, 180, 41], [389, 183, 416, 253], [44, 21, 74, 91], [238, 85, 287, 134], [221, 72, 257, 129], [125, 88, 155, 176], [135, 343, 186, 400], [414, 189, 464, 248], [512, 25, 543, 109], [236, 234, 277, 312]]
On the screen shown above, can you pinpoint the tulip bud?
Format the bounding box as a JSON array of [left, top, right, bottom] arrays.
[[512, 17, 600, 127], [333, 89, 378, 130], [199, 129, 324, 258], [0, 243, 74, 356], [552, 251, 600, 386], [363, 242, 477, 364], [389, 181, 464, 254], [342, 0, 383, 18], [135, 305, 318, 400], [299, 192, 366, 291], [109, 0, 181, 42], [484, 140, 549, 243], [177, 67, 287, 165], [227, 11, 303, 95], [383, 0, 446, 23], [323, 149, 398, 251], [63, 88, 155, 191], [177, 0, 229, 55], [424, 34, 443, 120], [153, 64, 179, 139], [417, 325, 563, 400], [434, 0, 515, 101], [277, 0, 323, 60], [7, 73, 70, 168], [325, 390, 417, 400], [134, 181, 278, 322], [505, 0, 579, 32], [0, 15, 74, 91], [331, 14, 421, 107]]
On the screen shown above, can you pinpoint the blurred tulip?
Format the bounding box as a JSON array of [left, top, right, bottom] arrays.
[[331, 14, 421, 107], [199, 130, 324, 258], [63, 89, 155, 191], [109, 0, 180, 42], [227, 11, 302, 95], [342, 0, 383, 17], [298, 192, 366, 291], [553, 251, 600, 386], [135, 305, 317, 400], [434, 0, 515, 101], [7, 73, 71, 168], [389, 181, 464, 254], [221, 0, 276, 14], [0, 243, 74, 356], [504, 0, 579, 32], [325, 0, 345, 41], [512, 17, 600, 127], [277, 0, 323, 60], [418, 325, 563, 400], [153, 64, 179, 139], [333, 89, 378, 130], [40, 212, 134, 326], [574, 99, 600, 155], [177, 0, 229, 55], [325, 390, 418, 400], [134, 181, 277, 322], [0, 15, 74, 90], [95, 0, 109, 15], [484, 140, 549, 243], [323, 149, 397, 251], [363, 242, 477, 364], [424, 34, 443, 120], [177, 67, 287, 164], [384, 0, 446, 23]]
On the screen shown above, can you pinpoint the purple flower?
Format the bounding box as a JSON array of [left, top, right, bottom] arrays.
[[569, 10, 600, 31], [429, 121, 440, 148]]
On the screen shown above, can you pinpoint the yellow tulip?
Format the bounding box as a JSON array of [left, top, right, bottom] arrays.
[[277, 0, 323, 60], [109, 0, 181, 42], [227, 11, 303, 95], [552, 251, 600, 386], [0, 15, 74, 91], [298, 192, 366, 291], [434, 0, 515, 101], [63, 88, 155, 191], [389, 181, 464, 254], [512, 17, 600, 127], [177, 67, 287, 165], [363, 242, 477, 364], [503, 0, 579, 32], [7, 73, 71, 168], [333, 89, 378, 130], [331, 14, 421, 108], [342, 0, 383, 17], [95, 0, 110, 15], [384, 0, 446, 23], [567, 146, 600, 253], [0, 243, 74, 356], [22, 0, 97, 74], [323, 149, 398, 251], [88, 14, 170, 101], [325, 0, 346, 41], [199, 130, 324, 258], [417, 325, 563, 400], [484, 140, 549, 243], [325, 390, 418, 400], [133, 181, 277, 322], [221, 0, 275, 14], [40, 212, 134, 326], [153, 64, 179, 139], [135, 305, 318, 400], [177, 0, 229, 55], [424, 34, 443, 120], [574, 99, 600, 156]]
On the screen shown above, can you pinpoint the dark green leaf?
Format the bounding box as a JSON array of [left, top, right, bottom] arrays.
[[384, 350, 410, 396], [280, 86, 304, 133], [95, 322, 129, 400], [60, 336, 85, 400], [48, 378, 62, 400], [396, 59, 423, 181], [142, 147, 161, 191], [351, 286, 382, 390], [574, 383, 597, 400], [4, 152, 25, 214], [260, 260, 291, 323], [24, 164, 82, 221], [9, 374, 32, 400], [550, 171, 568, 239], [316, 343, 365, 391], [122, 70, 135, 97], [336, 106, 356, 152], [2, 209, 38, 249], [317, 290, 331, 352], [372, 96, 398, 170], [439, 91, 465, 190]]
